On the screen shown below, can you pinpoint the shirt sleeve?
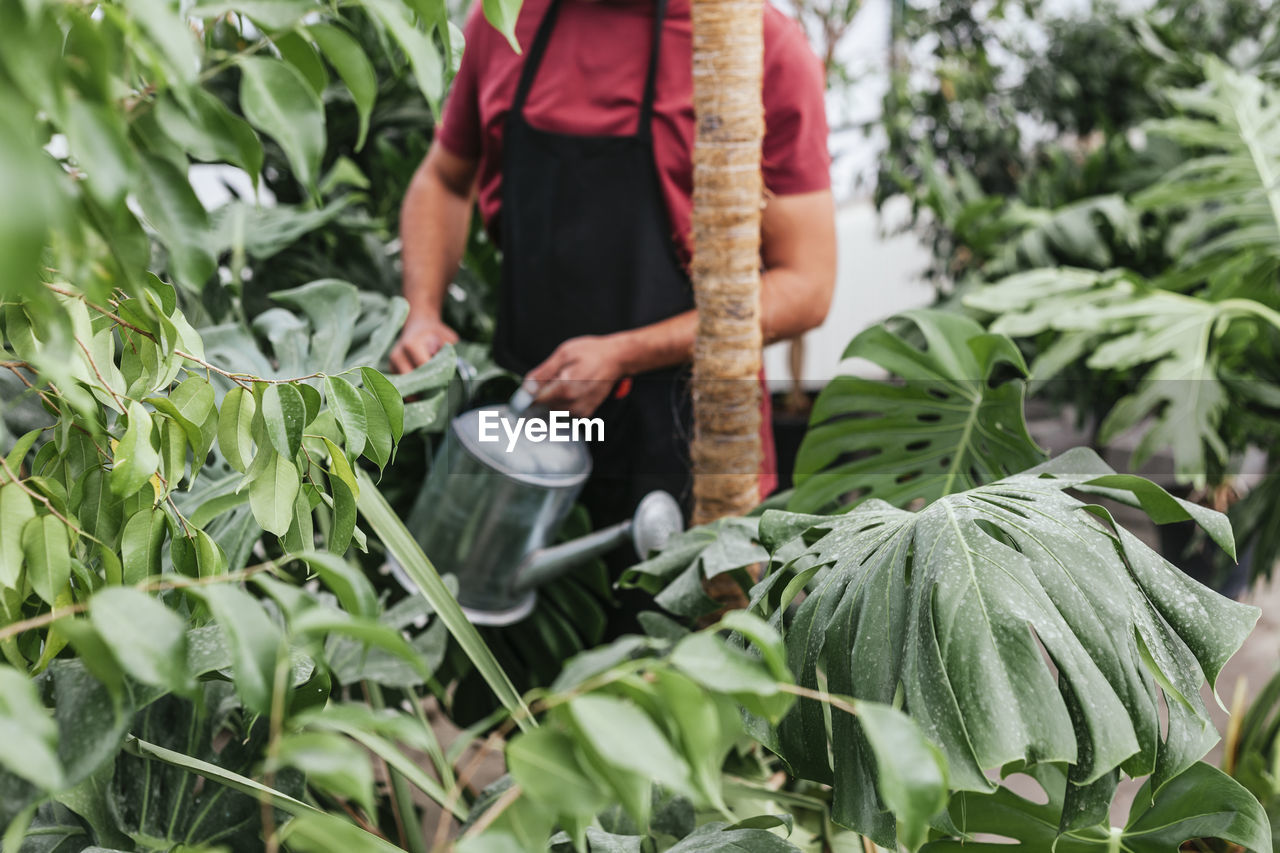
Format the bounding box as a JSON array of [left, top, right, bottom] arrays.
[[435, 5, 487, 159], [761, 11, 831, 196]]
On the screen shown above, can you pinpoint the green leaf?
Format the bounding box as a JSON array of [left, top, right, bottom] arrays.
[[196, 584, 285, 715], [360, 387, 392, 469], [0, 483, 36, 589], [324, 375, 367, 457], [273, 30, 328, 96], [154, 89, 263, 181], [262, 382, 305, 459], [298, 703, 463, 818], [248, 450, 301, 537], [23, 514, 69, 605], [665, 823, 801, 852], [124, 733, 403, 852], [481, 0, 522, 53], [294, 551, 377, 618], [120, 508, 167, 584], [3, 429, 42, 475], [363, 0, 444, 105], [189, 0, 313, 27], [237, 55, 325, 191], [669, 632, 790, 721], [63, 97, 135, 207], [119, 0, 198, 83], [507, 726, 608, 818], [790, 309, 1045, 513], [90, 588, 192, 693], [111, 401, 159, 497], [158, 416, 186, 493], [0, 665, 64, 791], [328, 475, 357, 554], [135, 153, 216, 290], [194, 527, 227, 577], [271, 731, 373, 812], [854, 700, 948, 851], [149, 377, 216, 462], [565, 694, 692, 795], [321, 436, 359, 498], [359, 367, 404, 444], [922, 762, 1271, 852], [218, 386, 257, 472], [765, 449, 1258, 846], [309, 24, 377, 150], [354, 473, 533, 729]]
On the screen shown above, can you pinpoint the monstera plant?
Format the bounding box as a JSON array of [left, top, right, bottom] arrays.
[[626, 310, 1268, 851]]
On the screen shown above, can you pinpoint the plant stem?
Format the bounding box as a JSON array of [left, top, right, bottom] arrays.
[[366, 682, 430, 853]]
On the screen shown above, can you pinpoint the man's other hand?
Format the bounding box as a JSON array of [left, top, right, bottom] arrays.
[[527, 335, 628, 418], [390, 315, 459, 373]]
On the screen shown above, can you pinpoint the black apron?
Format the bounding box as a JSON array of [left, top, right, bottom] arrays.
[[494, 0, 694, 528]]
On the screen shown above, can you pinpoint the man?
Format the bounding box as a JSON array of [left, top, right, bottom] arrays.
[[391, 0, 836, 527]]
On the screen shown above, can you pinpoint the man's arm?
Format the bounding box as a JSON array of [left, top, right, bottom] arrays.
[[389, 142, 480, 373], [530, 189, 837, 415]]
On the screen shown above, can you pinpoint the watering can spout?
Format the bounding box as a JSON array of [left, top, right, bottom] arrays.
[[513, 491, 685, 593]]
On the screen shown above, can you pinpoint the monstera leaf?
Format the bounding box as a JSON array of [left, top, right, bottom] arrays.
[[756, 448, 1258, 847], [968, 267, 1280, 486], [789, 309, 1045, 513], [1136, 60, 1280, 291], [921, 762, 1271, 853]]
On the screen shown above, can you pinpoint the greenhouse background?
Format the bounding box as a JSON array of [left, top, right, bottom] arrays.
[[1, 0, 1279, 849]]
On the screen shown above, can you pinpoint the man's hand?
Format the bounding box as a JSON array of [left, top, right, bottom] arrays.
[[389, 314, 459, 373], [527, 335, 629, 417]]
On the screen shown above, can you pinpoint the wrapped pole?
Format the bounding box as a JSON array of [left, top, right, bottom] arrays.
[[689, 0, 765, 530]]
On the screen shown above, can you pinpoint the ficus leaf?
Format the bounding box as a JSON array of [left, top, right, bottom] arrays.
[[324, 374, 367, 457], [359, 367, 404, 445], [0, 665, 65, 791], [197, 584, 285, 715], [217, 386, 256, 472], [262, 382, 306, 460], [237, 55, 325, 192], [0, 483, 36, 590], [308, 24, 377, 150], [90, 587, 193, 694], [111, 401, 159, 497], [120, 508, 167, 585], [248, 449, 301, 537], [23, 515, 69, 605]]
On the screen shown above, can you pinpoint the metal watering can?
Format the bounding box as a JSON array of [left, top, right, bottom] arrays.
[[399, 384, 684, 625]]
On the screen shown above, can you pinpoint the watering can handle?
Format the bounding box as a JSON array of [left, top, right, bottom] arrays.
[[508, 379, 543, 414], [453, 354, 478, 403]]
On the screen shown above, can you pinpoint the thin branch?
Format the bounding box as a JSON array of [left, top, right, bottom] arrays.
[[457, 783, 522, 841], [0, 456, 95, 544], [75, 336, 127, 413], [44, 283, 323, 388], [0, 562, 278, 644], [777, 682, 862, 719]]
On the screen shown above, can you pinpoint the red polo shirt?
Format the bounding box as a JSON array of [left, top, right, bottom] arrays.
[[438, 0, 831, 498]]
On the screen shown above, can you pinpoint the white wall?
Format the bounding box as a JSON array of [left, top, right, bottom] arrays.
[[764, 198, 934, 391]]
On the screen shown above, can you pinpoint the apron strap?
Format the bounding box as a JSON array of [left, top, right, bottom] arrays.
[[510, 0, 670, 140], [510, 0, 566, 115], [636, 0, 669, 139]]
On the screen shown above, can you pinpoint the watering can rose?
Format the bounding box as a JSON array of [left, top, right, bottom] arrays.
[[477, 409, 605, 452]]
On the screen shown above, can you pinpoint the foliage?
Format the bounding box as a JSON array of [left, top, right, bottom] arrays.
[[1224, 667, 1280, 850], [921, 761, 1270, 852], [629, 313, 1266, 851], [883, 0, 1280, 583], [967, 268, 1280, 487], [790, 309, 1045, 513]]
